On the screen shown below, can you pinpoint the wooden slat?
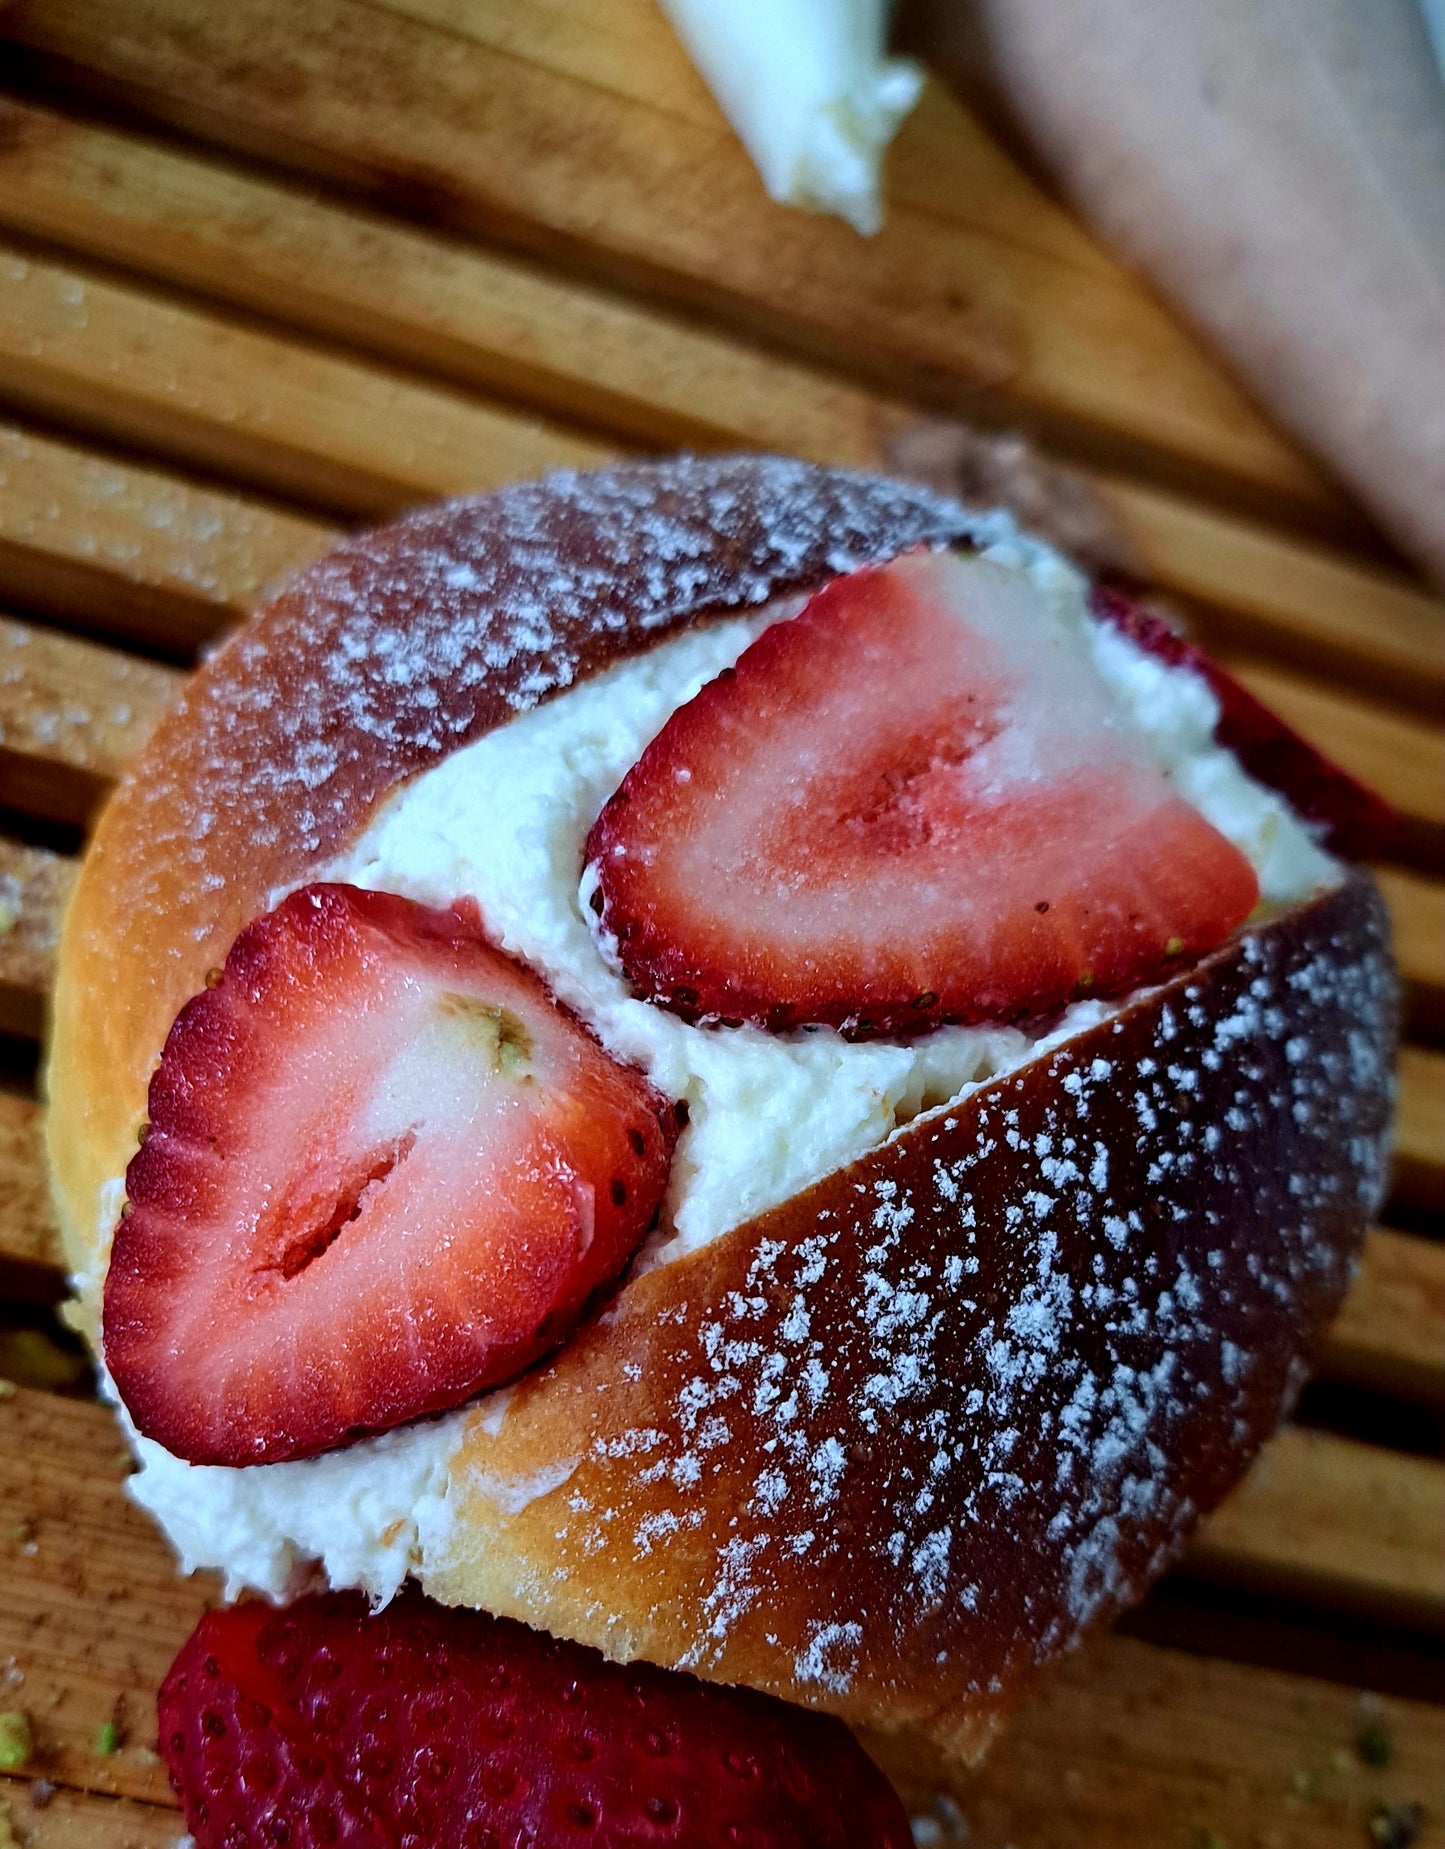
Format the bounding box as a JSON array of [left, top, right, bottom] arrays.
[[0, 240, 613, 519], [1327, 1231, 1445, 1406], [1323, 1227, 1445, 1405], [0, 95, 908, 473], [1, 1386, 1441, 1845], [0, 840, 73, 1039], [0, 1390, 201, 1807], [0, 97, 1437, 716], [1225, 656, 1445, 853], [1090, 473, 1445, 711], [1375, 866, 1445, 1041], [0, 1090, 62, 1300], [0, 1783, 182, 1848], [1394, 1045, 1445, 1210], [0, 421, 335, 652], [0, 614, 179, 827], [1190, 1427, 1445, 1632], [927, 1636, 1445, 1848], [0, 0, 1362, 531]]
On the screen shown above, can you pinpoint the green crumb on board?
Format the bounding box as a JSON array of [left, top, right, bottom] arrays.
[[0, 1382, 15, 1401], [1293, 1766, 1325, 1801], [1198, 1834, 1227, 1849], [1357, 1720, 1393, 1768], [0, 1710, 32, 1768], [95, 1721, 119, 1755]]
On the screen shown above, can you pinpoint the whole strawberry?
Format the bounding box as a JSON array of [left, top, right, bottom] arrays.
[[159, 1591, 914, 1848]]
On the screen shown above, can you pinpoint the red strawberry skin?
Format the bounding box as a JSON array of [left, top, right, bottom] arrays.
[[1091, 586, 1399, 860], [105, 884, 677, 1468], [586, 549, 1259, 1034], [159, 1591, 914, 1849]]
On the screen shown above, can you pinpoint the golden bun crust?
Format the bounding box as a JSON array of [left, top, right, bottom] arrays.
[[423, 874, 1393, 1762], [48, 456, 972, 1287], [47, 457, 1397, 1766]]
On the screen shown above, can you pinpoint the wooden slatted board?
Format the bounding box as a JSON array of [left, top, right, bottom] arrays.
[[0, 4, 1440, 1843]]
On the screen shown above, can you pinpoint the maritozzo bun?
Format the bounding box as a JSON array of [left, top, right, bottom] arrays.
[[47, 455, 1396, 1772]]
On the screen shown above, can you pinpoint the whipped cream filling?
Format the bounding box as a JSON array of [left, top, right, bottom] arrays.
[[114, 520, 1339, 1602]]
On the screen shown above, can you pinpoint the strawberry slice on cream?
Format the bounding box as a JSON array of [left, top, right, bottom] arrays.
[[586, 549, 1261, 1034], [104, 884, 678, 1468]]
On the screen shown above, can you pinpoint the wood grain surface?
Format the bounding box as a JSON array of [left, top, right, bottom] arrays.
[[0, 1387, 1439, 1845], [0, 101, 1437, 708], [0, 0, 1359, 522]]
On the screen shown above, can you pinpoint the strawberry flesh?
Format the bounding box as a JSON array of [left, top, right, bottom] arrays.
[[105, 884, 677, 1467], [586, 549, 1260, 1033], [159, 1590, 914, 1849], [1091, 585, 1399, 860]]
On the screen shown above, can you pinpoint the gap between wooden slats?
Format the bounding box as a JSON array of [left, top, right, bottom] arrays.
[[0, 145, 1437, 711], [0, 840, 71, 1039], [1374, 867, 1445, 1043], [0, 1385, 1440, 1847], [1394, 1046, 1445, 1212], [1326, 1227, 1445, 1406], [1188, 1428, 1445, 1632], [1223, 658, 1445, 869], [0, 1090, 62, 1301], [0, 0, 1372, 538], [0, 613, 180, 828], [0, 1783, 182, 1848]]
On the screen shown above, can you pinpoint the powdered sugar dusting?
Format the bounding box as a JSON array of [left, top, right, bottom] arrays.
[[484, 881, 1393, 1718], [130, 455, 975, 887], [72, 460, 1396, 1704]]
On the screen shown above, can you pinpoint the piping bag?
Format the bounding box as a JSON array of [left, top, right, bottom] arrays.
[[657, 0, 923, 234]]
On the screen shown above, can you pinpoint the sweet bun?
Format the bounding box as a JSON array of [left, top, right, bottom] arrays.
[[47, 455, 1396, 1768]]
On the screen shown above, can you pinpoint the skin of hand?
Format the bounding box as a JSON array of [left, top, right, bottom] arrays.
[[903, 0, 1445, 586]]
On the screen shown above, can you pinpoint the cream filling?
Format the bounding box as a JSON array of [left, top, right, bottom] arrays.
[[110, 524, 1339, 1601]]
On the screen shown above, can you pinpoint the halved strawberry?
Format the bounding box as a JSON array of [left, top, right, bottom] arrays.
[[104, 884, 677, 1467], [159, 1591, 914, 1849], [585, 548, 1260, 1034], [1090, 585, 1400, 860]]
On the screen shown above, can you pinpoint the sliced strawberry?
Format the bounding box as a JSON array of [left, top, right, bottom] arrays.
[[1090, 585, 1400, 860], [160, 1592, 913, 1849], [105, 883, 677, 1467], [586, 548, 1260, 1034]]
